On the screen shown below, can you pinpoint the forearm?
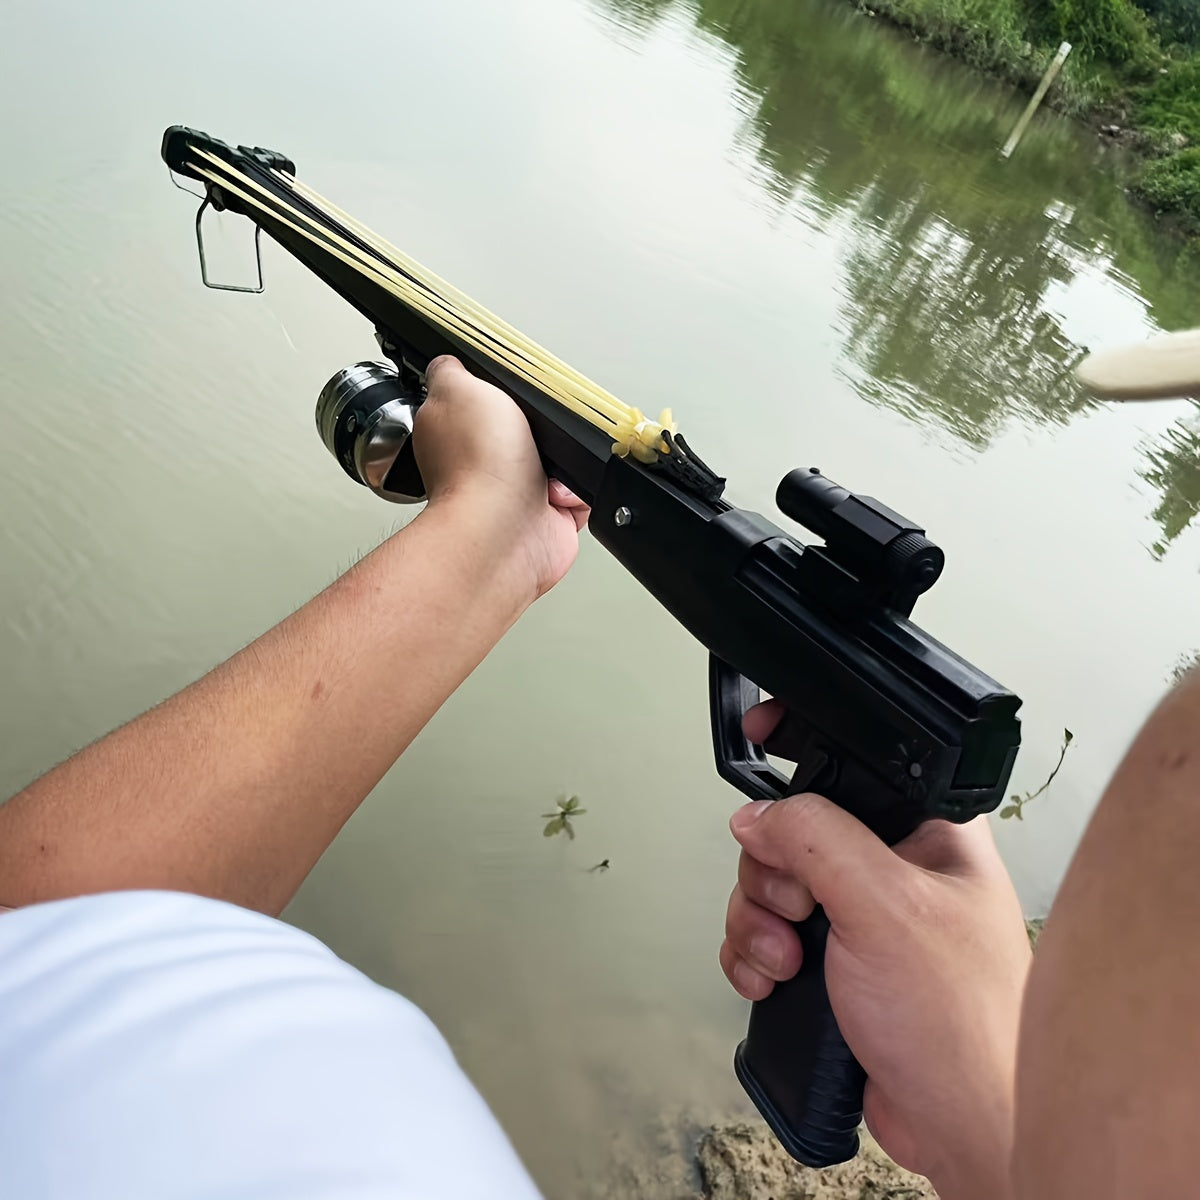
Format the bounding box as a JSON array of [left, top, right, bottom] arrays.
[[1015, 667, 1200, 1196], [0, 493, 533, 915]]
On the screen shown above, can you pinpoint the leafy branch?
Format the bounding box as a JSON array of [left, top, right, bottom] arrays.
[[1000, 729, 1074, 821]]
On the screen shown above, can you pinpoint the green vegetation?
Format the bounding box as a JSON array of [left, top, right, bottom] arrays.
[[848, 0, 1065, 88], [1000, 729, 1074, 820], [856, 0, 1157, 93], [1138, 0, 1200, 46], [1139, 147, 1200, 232], [1028, 0, 1157, 69], [840, 0, 1200, 231], [1170, 650, 1200, 684], [635, 0, 1200, 231], [1133, 53, 1200, 232], [1137, 60, 1200, 140], [542, 794, 587, 840], [598, 0, 1200, 551]]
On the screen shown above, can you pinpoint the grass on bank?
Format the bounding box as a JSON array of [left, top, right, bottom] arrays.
[[1134, 52, 1200, 232], [857, 0, 1200, 234]]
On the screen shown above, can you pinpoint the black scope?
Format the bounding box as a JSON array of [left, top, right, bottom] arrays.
[[776, 467, 945, 614]]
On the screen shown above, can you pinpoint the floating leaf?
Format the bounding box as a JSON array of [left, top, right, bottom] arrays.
[[541, 794, 587, 839]]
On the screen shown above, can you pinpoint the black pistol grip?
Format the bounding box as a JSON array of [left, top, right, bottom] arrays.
[[730, 709, 921, 1168], [734, 907, 865, 1166], [708, 657, 863, 1161]]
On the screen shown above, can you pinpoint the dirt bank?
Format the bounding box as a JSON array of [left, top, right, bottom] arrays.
[[587, 1114, 936, 1199]]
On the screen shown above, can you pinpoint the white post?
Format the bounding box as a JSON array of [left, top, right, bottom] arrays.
[[1001, 42, 1072, 160]]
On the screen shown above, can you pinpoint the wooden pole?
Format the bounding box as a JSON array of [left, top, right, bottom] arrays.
[[1000, 42, 1072, 160], [1076, 329, 1200, 401]]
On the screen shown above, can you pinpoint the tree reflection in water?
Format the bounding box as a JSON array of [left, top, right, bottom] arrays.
[[595, 0, 1200, 551], [1141, 411, 1200, 558]]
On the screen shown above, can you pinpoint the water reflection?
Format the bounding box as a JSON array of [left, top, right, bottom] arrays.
[[597, 0, 1200, 542], [4, 0, 1200, 1190], [837, 194, 1088, 446], [1141, 410, 1200, 558]]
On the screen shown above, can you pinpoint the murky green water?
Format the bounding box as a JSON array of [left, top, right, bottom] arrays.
[[2, 0, 1199, 1193]]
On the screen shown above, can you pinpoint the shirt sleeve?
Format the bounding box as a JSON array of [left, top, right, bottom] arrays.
[[0, 891, 544, 1200]]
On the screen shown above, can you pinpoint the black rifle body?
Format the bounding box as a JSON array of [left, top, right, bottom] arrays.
[[162, 126, 1022, 1167]]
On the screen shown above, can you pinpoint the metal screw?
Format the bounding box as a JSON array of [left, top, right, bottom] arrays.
[[346, 414, 357, 432], [614, 506, 633, 527]]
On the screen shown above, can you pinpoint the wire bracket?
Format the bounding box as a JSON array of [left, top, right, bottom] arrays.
[[194, 193, 264, 294]]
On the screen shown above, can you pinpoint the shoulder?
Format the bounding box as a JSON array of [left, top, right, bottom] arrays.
[[0, 891, 541, 1200]]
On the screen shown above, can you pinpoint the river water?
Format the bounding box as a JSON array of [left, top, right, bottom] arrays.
[[2, 0, 1198, 1193]]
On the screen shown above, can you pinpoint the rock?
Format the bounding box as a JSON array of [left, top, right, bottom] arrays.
[[1100, 124, 1122, 137], [696, 1122, 935, 1200], [1168, 131, 1190, 150]]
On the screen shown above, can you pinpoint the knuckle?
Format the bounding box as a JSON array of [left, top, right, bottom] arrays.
[[754, 793, 830, 864], [725, 899, 767, 957], [775, 881, 815, 923], [777, 791, 829, 837], [736, 850, 763, 892], [725, 897, 759, 952], [425, 353, 460, 379], [718, 939, 740, 982], [762, 873, 810, 922], [738, 849, 812, 922], [724, 886, 745, 939]]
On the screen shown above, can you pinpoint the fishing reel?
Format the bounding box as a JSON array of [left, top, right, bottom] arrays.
[[315, 360, 427, 502]]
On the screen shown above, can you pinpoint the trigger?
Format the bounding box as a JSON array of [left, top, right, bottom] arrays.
[[762, 712, 839, 797], [788, 749, 838, 797]]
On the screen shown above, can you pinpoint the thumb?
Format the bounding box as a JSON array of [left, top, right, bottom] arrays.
[[423, 354, 467, 397], [730, 794, 905, 933]]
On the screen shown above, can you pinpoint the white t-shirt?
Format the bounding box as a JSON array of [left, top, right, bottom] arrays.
[[0, 891, 543, 1200]]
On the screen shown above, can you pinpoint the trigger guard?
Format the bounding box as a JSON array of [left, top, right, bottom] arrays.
[[709, 655, 791, 801]]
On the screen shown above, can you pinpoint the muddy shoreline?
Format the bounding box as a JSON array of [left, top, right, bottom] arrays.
[[588, 1115, 935, 1200]]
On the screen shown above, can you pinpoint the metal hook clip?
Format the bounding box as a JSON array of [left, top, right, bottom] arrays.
[[194, 193, 264, 294], [167, 164, 205, 200]]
